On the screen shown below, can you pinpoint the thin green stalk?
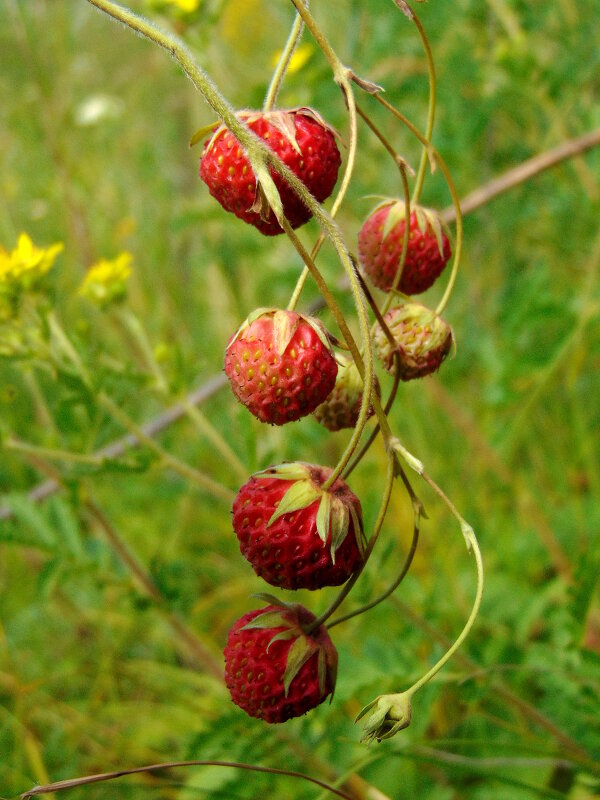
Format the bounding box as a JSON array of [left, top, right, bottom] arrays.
[[47, 310, 92, 388], [308, 453, 396, 633], [181, 400, 248, 483], [409, 6, 437, 205], [98, 392, 235, 502], [328, 497, 420, 629], [405, 526, 483, 698], [4, 437, 106, 466], [263, 4, 305, 112], [114, 307, 169, 394]]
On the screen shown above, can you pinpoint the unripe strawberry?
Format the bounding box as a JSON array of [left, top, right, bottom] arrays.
[[224, 602, 338, 723], [232, 462, 364, 590], [373, 302, 453, 380], [313, 354, 377, 431], [358, 201, 451, 294], [199, 108, 341, 236], [224, 309, 338, 425]]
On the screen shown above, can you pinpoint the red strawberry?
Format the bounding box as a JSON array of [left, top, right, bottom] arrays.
[[199, 108, 341, 235], [232, 462, 364, 590], [224, 309, 338, 425], [373, 302, 453, 380], [358, 201, 451, 294], [224, 602, 338, 723], [313, 354, 378, 431]]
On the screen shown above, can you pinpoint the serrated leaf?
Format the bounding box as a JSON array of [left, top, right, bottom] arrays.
[[329, 498, 350, 563], [283, 636, 317, 696], [316, 492, 332, 544], [267, 480, 322, 527]]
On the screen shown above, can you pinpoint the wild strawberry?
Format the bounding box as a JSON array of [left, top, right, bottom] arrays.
[[373, 302, 453, 380], [232, 462, 364, 590], [199, 108, 341, 236], [313, 354, 378, 431], [224, 601, 338, 723], [224, 309, 338, 425], [358, 201, 451, 294]]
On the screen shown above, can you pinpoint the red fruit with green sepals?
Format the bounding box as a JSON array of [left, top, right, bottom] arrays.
[[374, 302, 453, 381], [224, 601, 338, 723], [232, 462, 365, 590], [313, 354, 378, 432], [199, 108, 341, 236], [358, 201, 451, 294], [224, 309, 338, 425]]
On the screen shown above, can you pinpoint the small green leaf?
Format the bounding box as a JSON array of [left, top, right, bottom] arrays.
[[254, 462, 311, 482], [267, 480, 322, 527], [382, 200, 409, 241], [283, 636, 317, 697]]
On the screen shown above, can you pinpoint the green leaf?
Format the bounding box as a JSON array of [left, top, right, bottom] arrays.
[[267, 480, 322, 527]]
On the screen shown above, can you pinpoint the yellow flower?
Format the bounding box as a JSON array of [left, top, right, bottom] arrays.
[[0, 233, 63, 289], [79, 252, 133, 307], [270, 43, 314, 75], [161, 0, 200, 12]]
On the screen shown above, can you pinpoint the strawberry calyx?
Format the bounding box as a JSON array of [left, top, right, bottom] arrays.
[[368, 199, 447, 260], [226, 308, 334, 357], [240, 602, 337, 698], [257, 462, 365, 562]]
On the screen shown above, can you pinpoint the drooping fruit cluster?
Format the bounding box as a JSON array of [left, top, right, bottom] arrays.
[[374, 302, 453, 380], [224, 309, 338, 425], [358, 201, 450, 295], [224, 603, 338, 723], [200, 108, 341, 235], [313, 354, 378, 431], [232, 462, 365, 590]]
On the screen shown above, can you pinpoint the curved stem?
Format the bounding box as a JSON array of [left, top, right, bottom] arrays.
[[373, 94, 463, 316], [308, 453, 396, 632], [20, 760, 355, 800], [406, 526, 483, 698], [328, 497, 420, 629], [381, 160, 412, 316], [410, 6, 437, 206], [263, 4, 305, 112]]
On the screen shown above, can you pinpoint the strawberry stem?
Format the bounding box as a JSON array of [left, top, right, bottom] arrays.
[[306, 453, 396, 633], [263, 4, 306, 112], [409, 5, 437, 206]]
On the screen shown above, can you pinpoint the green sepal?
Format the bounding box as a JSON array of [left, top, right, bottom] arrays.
[[316, 492, 332, 544], [251, 592, 291, 609], [190, 121, 219, 147], [303, 315, 335, 355], [272, 309, 300, 356], [329, 498, 350, 563], [241, 609, 290, 631], [266, 629, 296, 652], [382, 200, 410, 241], [268, 479, 322, 527], [254, 462, 311, 482], [283, 636, 318, 697], [349, 502, 366, 556]]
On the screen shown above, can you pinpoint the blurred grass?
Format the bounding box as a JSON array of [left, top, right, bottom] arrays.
[[1, 0, 599, 798]]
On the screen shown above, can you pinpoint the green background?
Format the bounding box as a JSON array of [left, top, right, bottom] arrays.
[[1, 1, 599, 798]]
